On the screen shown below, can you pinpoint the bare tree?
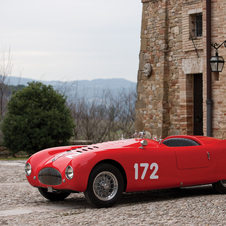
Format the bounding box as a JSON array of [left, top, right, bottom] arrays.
[[116, 87, 136, 138], [0, 48, 13, 121], [68, 92, 109, 143], [68, 87, 136, 143]]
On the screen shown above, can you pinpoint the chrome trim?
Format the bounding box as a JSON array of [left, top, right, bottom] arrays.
[[207, 152, 210, 160], [25, 163, 32, 176], [93, 171, 118, 201], [139, 140, 148, 149], [221, 180, 226, 188], [38, 168, 62, 185], [65, 166, 74, 180]]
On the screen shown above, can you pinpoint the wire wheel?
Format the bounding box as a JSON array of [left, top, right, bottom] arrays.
[[213, 180, 226, 194], [93, 171, 118, 201], [220, 180, 226, 188], [84, 163, 124, 207]]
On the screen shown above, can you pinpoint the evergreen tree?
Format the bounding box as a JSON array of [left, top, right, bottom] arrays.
[[1, 81, 75, 155]]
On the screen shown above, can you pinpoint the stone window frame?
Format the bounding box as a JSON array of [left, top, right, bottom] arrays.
[[182, 8, 203, 52]]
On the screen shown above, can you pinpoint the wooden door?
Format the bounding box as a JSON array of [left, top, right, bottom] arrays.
[[193, 74, 203, 135]]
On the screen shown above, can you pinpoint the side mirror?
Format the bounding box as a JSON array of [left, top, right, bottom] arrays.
[[139, 140, 148, 149]]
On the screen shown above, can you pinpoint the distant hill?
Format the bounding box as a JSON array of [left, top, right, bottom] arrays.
[[8, 77, 137, 101]]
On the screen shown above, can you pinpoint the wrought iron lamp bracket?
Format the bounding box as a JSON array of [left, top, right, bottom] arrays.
[[211, 40, 226, 53]]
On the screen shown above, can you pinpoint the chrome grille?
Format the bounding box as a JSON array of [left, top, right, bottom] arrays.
[[38, 168, 62, 185]]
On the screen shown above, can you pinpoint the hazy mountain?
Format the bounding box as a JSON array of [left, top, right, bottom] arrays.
[[8, 76, 137, 101]]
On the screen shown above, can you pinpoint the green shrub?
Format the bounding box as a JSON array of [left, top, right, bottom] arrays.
[[1, 81, 75, 156]]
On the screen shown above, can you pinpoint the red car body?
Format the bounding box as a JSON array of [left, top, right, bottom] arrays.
[[25, 135, 226, 207]]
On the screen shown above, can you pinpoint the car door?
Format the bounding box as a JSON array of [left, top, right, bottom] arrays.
[[165, 145, 212, 186], [175, 146, 211, 169]]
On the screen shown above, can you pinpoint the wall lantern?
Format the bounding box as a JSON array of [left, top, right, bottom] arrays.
[[209, 41, 226, 72]]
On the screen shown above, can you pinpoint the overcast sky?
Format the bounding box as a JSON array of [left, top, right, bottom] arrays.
[[1, 0, 142, 83]]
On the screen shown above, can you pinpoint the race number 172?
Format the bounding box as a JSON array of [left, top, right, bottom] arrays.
[[134, 163, 159, 180]]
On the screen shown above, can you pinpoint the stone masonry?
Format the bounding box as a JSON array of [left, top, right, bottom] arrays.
[[135, 0, 226, 139]]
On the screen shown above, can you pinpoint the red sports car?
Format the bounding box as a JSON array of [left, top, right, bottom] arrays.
[[25, 135, 226, 207]]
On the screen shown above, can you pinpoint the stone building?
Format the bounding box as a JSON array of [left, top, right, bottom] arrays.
[[135, 0, 226, 139]]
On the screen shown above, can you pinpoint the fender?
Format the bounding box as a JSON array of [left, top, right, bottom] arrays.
[[70, 150, 126, 192], [216, 149, 226, 181]]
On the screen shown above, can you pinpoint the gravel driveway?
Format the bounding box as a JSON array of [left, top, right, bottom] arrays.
[[1, 159, 226, 225]]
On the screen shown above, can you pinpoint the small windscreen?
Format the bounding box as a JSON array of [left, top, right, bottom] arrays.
[[163, 138, 200, 147]]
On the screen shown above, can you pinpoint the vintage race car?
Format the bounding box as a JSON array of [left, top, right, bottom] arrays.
[[25, 135, 226, 207]]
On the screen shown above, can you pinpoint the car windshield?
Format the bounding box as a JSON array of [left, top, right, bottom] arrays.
[[162, 138, 200, 147]]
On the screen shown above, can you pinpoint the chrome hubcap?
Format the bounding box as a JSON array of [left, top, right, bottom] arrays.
[[93, 171, 118, 201]]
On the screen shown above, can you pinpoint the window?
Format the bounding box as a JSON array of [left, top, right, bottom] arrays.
[[182, 8, 203, 52], [195, 13, 202, 37], [190, 13, 203, 38]]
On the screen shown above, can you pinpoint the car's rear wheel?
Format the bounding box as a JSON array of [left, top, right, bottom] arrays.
[[84, 163, 124, 208], [212, 180, 226, 193], [38, 187, 70, 201]]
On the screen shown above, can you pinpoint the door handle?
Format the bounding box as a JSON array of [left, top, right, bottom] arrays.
[[207, 152, 210, 160]]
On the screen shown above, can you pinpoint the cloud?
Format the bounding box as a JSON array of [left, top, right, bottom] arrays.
[[1, 0, 142, 82]]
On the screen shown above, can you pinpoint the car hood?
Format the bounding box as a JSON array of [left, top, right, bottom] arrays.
[[48, 138, 159, 162], [28, 138, 159, 169], [51, 139, 141, 162]]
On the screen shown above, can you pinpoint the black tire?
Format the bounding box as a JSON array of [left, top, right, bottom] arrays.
[[38, 187, 70, 201], [84, 163, 124, 208], [212, 180, 226, 194]]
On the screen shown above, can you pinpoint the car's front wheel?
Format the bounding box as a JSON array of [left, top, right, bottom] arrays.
[[212, 180, 226, 193], [84, 163, 124, 208], [38, 187, 71, 201]]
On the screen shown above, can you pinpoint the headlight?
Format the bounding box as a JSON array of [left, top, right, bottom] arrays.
[[65, 166, 74, 180], [25, 163, 32, 176]]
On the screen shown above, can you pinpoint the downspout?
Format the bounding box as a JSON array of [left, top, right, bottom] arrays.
[[206, 0, 212, 137]]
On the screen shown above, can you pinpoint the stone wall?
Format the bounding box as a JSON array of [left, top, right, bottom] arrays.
[[135, 0, 170, 139], [136, 0, 184, 139], [208, 0, 226, 139], [136, 0, 226, 139]]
